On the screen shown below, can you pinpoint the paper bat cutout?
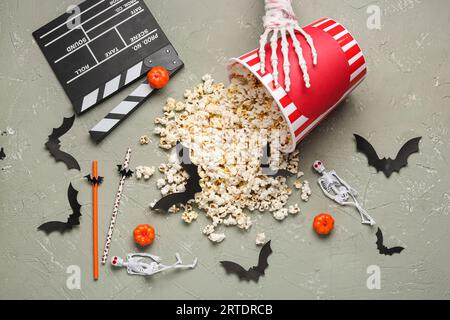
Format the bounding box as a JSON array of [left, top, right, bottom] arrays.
[[84, 175, 104, 185], [375, 228, 404, 256], [0, 147, 5, 160], [38, 183, 82, 235], [45, 115, 80, 171], [117, 164, 133, 178], [220, 241, 273, 282], [152, 143, 202, 212], [261, 144, 292, 178], [354, 134, 421, 178]]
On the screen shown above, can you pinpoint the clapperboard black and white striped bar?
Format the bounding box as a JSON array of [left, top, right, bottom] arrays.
[[33, 0, 184, 141], [89, 45, 183, 143]]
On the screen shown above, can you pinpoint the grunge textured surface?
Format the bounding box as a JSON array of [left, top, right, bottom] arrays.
[[0, 0, 449, 299]]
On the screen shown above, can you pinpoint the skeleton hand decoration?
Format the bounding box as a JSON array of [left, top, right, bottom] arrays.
[[259, 0, 317, 91], [313, 161, 376, 226], [111, 253, 198, 277]]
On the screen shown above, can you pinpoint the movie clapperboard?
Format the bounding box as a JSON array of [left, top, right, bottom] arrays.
[[33, 0, 184, 143]]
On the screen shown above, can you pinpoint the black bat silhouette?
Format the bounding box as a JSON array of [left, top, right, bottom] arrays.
[[354, 134, 421, 178], [220, 241, 273, 282], [45, 115, 80, 171], [117, 165, 133, 178], [84, 175, 104, 185], [0, 147, 5, 160], [375, 228, 404, 256], [38, 183, 82, 235], [152, 143, 202, 212], [260, 144, 292, 178]]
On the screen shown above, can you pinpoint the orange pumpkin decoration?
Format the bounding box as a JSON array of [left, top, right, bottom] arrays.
[[313, 213, 335, 235], [147, 66, 169, 89], [133, 224, 155, 246]]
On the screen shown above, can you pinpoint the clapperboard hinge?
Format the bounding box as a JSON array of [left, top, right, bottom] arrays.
[[89, 44, 184, 143]]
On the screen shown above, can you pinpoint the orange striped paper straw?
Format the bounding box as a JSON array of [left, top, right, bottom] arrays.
[[92, 160, 99, 280]]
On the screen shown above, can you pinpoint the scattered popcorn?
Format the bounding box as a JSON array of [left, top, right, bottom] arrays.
[[223, 216, 237, 226], [273, 208, 289, 221], [236, 214, 253, 230], [156, 178, 166, 188], [256, 233, 266, 246], [294, 179, 303, 189], [297, 171, 304, 178], [168, 205, 180, 214], [301, 180, 312, 202], [175, 101, 185, 111], [164, 98, 176, 112], [135, 166, 155, 180], [203, 225, 215, 235], [153, 69, 306, 242], [181, 205, 198, 224], [208, 232, 226, 243], [288, 204, 300, 215], [149, 199, 157, 209], [139, 135, 151, 145]]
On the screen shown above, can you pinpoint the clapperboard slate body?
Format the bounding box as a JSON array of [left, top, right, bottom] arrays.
[[33, 0, 184, 142]]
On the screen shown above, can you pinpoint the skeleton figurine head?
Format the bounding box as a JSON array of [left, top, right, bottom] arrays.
[[313, 160, 326, 174], [111, 256, 125, 267]]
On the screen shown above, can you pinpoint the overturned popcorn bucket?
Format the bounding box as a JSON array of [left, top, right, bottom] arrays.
[[228, 18, 367, 153]]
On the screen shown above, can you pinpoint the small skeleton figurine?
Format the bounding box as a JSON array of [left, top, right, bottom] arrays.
[[313, 160, 376, 226], [111, 253, 198, 276], [259, 0, 317, 91]]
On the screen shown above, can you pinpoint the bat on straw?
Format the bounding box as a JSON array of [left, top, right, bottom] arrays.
[[85, 161, 102, 280], [102, 148, 132, 265]]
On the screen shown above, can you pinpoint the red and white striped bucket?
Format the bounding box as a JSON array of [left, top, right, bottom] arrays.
[[228, 18, 367, 153]]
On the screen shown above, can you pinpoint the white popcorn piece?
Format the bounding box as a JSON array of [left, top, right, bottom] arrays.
[[168, 205, 180, 214], [211, 216, 223, 227], [237, 214, 253, 230], [208, 232, 226, 243], [175, 102, 185, 112], [159, 164, 168, 173], [256, 233, 266, 246], [149, 199, 157, 209], [181, 208, 198, 224], [160, 185, 171, 196], [164, 98, 176, 112], [288, 204, 300, 215], [223, 216, 237, 226], [135, 166, 155, 180], [301, 180, 312, 202], [156, 178, 166, 189], [203, 225, 215, 236], [139, 135, 151, 145], [273, 208, 289, 221], [159, 144, 173, 150], [294, 179, 303, 189]]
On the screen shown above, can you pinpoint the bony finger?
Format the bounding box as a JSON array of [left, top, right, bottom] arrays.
[[288, 27, 311, 88], [270, 29, 279, 86], [280, 28, 291, 92], [259, 29, 271, 73]]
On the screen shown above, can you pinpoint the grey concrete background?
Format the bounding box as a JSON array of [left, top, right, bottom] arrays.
[[0, 0, 449, 300]]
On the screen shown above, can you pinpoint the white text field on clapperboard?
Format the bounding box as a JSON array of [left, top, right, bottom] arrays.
[[40, 0, 157, 85]]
